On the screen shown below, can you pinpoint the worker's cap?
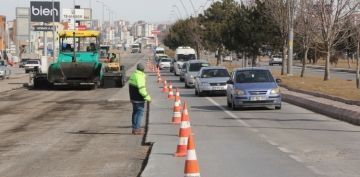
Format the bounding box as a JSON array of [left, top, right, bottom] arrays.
[[137, 63, 145, 71]]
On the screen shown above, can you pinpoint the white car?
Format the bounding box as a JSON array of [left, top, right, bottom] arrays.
[[194, 66, 230, 96], [269, 55, 283, 66], [24, 60, 41, 73], [158, 58, 172, 70], [183, 60, 210, 88], [0, 60, 11, 79]]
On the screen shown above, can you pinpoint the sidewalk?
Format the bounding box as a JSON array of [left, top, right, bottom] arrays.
[[282, 88, 360, 125]]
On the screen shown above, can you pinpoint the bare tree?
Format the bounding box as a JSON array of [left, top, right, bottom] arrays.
[[313, 0, 359, 80], [264, 0, 289, 75], [295, 0, 317, 77], [352, 10, 360, 89]]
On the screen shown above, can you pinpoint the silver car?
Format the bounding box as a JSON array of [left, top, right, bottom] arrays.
[[226, 68, 282, 110], [194, 66, 230, 96], [183, 60, 210, 88], [0, 60, 11, 80]]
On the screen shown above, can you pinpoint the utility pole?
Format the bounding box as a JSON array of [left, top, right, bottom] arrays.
[[287, 0, 294, 76], [52, 0, 56, 59]]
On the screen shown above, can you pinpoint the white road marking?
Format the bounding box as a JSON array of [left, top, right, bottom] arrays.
[[206, 97, 250, 128], [307, 165, 324, 175], [289, 155, 304, 163], [278, 147, 293, 154], [267, 139, 278, 146], [205, 97, 310, 168]]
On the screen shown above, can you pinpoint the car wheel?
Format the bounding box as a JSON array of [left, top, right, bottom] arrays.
[[275, 105, 281, 110]]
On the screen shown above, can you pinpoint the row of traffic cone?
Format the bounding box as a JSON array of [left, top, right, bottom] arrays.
[[152, 59, 200, 177]]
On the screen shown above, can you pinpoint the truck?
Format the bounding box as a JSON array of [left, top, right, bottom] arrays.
[[32, 30, 116, 89]]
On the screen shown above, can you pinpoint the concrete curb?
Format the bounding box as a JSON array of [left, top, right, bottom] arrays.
[[282, 91, 360, 126]]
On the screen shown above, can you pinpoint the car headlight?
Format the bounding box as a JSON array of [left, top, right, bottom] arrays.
[[270, 87, 280, 94], [234, 89, 245, 96], [190, 75, 194, 79]]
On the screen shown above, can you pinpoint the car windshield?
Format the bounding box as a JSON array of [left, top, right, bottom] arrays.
[[189, 63, 210, 72], [201, 69, 230, 78], [177, 54, 196, 62], [235, 70, 275, 83], [27, 60, 39, 64], [161, 59, 171, 62]]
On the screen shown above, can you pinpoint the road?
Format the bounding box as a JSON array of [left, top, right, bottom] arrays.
[[260, 62, 356, 81], [0, 53, 148, 177], [143, 65, 360, 177]]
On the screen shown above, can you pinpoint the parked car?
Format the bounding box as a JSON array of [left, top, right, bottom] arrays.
[[226, 68, 282, 110], [19, 58, 31, 68], [24, 59, 41, 73], [158, 58, 172, 70], [183, 60, 210, 88], [194, 66, 230, 96], [269, 54, 283, 66], [0, 60, 11, 80]]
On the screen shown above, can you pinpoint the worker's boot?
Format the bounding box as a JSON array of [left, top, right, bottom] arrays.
[[133, 128, 144, 135]]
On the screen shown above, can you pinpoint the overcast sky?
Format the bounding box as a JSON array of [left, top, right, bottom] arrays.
[[0, 0, 214, 23]]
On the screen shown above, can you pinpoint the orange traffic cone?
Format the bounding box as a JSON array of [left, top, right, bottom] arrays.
[[178, 102, 191, 136], [174, 102, 191, 156], [162, 80, 169, 92], [157, 75, 162, 83], [172, 99, 182, 124], [175, 88, 181, 103], [184, 134, 200, 177], [168, 87, 175, 100]]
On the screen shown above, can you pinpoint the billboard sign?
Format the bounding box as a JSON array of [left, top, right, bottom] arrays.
[[16, 7, 30, 37], [63, 8, 92, 21], [33, 25, 55, 31], [151, 30, 161, 35], [30, 1, 60, 22]]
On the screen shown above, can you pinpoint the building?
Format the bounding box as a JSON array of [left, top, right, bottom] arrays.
[[0, 15, 6, 53]]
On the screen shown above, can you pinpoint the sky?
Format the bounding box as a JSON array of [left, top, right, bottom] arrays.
[[0, 0, 214, 24]]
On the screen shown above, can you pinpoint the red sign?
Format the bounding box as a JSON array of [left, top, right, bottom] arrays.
[[151, 30, 161, 35], [76, 25, 87, 30]]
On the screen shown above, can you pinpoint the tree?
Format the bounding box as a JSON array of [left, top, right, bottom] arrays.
[[230, 0, 278, 66], [313, 0, 359, 80], [199, 0, 238, 65], [264, 0, 290, 75], [294, 0, 317, 77]]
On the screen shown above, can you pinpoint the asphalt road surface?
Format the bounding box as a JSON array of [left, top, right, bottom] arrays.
[[260, 62, 356, 81], [0, 52, 148, 177], [143, 66, 360, 177]]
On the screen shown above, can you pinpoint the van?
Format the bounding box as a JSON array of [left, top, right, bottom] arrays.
[[173, 46, 196, 76], [154, 47, 165, 55]]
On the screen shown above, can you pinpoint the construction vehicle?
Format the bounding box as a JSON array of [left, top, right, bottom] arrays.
[[32, 30, 126, 89], [100, 49, 126, 88], [99, 45, 110, 63]]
